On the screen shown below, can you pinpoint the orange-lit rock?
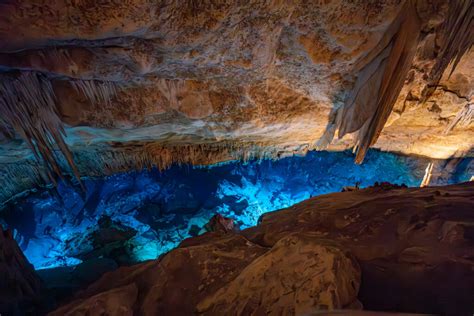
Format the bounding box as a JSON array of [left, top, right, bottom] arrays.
[[0, 1, 472, 201]]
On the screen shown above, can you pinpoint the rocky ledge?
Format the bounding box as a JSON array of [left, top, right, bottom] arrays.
[[41, 182, 474, 316]]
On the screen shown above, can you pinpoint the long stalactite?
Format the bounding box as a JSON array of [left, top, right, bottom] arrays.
[[337, 0, 422, 164], [0, 72, 82, 187], [422, 0, 473, 101], [327, 0, 473, 164]]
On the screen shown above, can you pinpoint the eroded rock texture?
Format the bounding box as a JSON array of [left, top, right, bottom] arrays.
[[0, 227, 42, 315], [196, 234, 361, 315], [0, 0, 472, 202], [49, 182, 474, 316]]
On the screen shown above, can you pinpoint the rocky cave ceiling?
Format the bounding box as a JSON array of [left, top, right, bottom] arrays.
[[0, 0, 473, 202]]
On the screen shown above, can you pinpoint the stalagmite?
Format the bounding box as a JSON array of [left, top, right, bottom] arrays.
[[0, 72, 81, 186]]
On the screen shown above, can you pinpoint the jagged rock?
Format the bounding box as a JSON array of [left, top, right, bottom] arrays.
[[0, 226, 42, 315], [204, 213, 239, 233], [49, 234, 268, 315], [49, 182, 474, 315], [243, 182, 474, 315]]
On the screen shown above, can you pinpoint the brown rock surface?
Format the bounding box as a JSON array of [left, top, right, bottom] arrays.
[[197, 234, 360, 315], [0, 227, 43, 314], [0, 1, 472, 203], [49, 182, 474, 316], [49, 233, 268, 316], [243, 181, 474, 315]]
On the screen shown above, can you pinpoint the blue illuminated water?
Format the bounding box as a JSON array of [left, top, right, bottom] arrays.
[[0, 150, 472, 269]]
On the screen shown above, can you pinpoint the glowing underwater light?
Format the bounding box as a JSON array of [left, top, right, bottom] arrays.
[[0, 150, 472, 269]]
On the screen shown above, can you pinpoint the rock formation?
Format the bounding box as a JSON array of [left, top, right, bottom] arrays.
[[47, 182, 474, 315], [0, 1, 473, 314], [0, 0, 472, 202], [0, 227, 42, 315]]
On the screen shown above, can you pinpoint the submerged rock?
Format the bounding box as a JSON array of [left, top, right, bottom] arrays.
[[204, 213, 240, 233], [64, 214, 137, 265]]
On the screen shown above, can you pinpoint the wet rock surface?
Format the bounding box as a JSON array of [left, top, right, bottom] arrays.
[[47, 182, 474, 316]]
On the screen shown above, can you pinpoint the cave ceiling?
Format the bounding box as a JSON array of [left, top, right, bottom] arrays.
[[0, 0, 472, 202]]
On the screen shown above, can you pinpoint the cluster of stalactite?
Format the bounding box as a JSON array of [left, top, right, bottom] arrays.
[[0, 72, 81, 186], [422, 1, 473, 102], [0, 140, 297, 204], [444, 102, 474, 134], [73, 141, 286, 176], [71, 79, 118, 105], [0, 162, 46, 206], [320, 0, 473, 164]]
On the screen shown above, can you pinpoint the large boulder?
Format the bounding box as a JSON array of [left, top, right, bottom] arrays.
[[243, 182, 474, 315], [49, 233, 268, 315], [48, 232, 360, 316], [197, 233, 360, 315]]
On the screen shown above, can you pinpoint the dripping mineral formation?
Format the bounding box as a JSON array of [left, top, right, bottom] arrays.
[[0, 0, 473, 315], [0, 0, 473, 201]]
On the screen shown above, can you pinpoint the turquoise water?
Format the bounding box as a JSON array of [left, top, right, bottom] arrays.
[[0, 150, 471, 269]]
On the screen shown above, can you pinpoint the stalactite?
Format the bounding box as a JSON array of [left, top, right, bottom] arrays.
[[335, 0, 421, 164], [71, 79, 118, 105], [422, 1, 473, 102], [0, 72, 82, 187], [0, 161, 47, 206], [321, 0, 472, 164], [70, 141, 284, 177], [1, 139, 310, 205], [444, 102, 474, 134]]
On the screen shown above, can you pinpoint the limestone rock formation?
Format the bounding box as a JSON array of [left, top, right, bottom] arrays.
[[196, 234, 361, 315], [49, 233, 269, 316], [243, 181, 474, 315], [0, 227, 42, 315], [48, 182, 474, 316]]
